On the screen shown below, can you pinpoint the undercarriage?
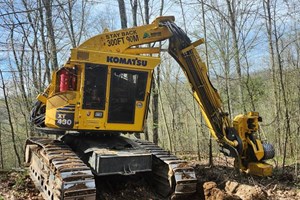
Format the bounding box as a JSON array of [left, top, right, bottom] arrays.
[[25, 134, 197, 199]]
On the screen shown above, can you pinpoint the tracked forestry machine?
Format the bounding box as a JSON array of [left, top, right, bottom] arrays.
[[26, 16, 275, 200]]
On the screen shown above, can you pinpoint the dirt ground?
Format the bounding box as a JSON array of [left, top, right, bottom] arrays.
[[0, 158, 299, 200], [193, 158, 300, 200]]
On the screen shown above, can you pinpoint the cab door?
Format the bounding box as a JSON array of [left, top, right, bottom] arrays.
[[108, 68, 148, 124], [78, 63, 108, 130]]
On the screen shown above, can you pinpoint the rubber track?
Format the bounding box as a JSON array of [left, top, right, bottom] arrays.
[[26, 138, 96, 200], [134, 139, 197, 198]]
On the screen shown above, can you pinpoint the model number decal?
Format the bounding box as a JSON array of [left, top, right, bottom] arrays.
[[55, 112, 74, 128], [57, 118, 72, 126]]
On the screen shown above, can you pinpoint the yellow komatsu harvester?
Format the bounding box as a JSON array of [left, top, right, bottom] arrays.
[[26, 16, 275, 200]]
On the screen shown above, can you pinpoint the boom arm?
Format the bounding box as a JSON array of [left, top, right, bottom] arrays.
[[161, 19, 274, 176], [161, 19, 275, 176], [160, 20, 275, 175]]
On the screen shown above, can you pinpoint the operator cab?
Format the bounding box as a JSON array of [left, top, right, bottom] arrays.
[[43, 50, 159, 133]]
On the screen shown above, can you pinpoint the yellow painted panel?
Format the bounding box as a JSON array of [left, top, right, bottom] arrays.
[[248, 162, 273, 176]]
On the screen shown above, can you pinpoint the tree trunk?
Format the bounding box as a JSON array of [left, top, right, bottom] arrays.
[[38, 0, 51, 85], [117, 0, 128, 29], [243, 42, 256, 111], [193, 101, 201, 161], [21, 0, 40, 92], [159, 87, 172, 152], [9, 23, 31, 113], [151, 0, 165, 145], [42, 0, 59, 71], [130, 0, 138, 26], [142, 0, 159, 144], [225, 0, 245, 112], [274, 28, 292, 171], [152, 82, 159, 144], [0, 123, 3, 169], [263, 0, 282, 155], [0, 70, 21, 167], [57, 0, 77, 48], [201, 0, 213, 166], [144, 0, 149, 24]]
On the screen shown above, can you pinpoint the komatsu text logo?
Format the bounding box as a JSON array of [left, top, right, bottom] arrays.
[[106, 56, 147, 67]]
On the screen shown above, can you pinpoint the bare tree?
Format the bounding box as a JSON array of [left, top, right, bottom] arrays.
[[159, 84, 172, 151], [38, 0, 51, 85], [274, 20, 292, 171], [42, 0, 59, 71], [56, 0, 88, 48], [117, 0, 128, 29], [262, 0, 293, 171], [144, 0, 149, 24], [225, 0, 246, 112], [0, 70, 21, 167], [263, 0, 282, 154], [0, 122, 3, 169], [130, 0, 138, 26], [200, 0, 213, 166], [151, 0, 164, 145]]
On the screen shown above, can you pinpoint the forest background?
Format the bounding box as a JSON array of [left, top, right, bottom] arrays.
[[0, 0, 299, 177]]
